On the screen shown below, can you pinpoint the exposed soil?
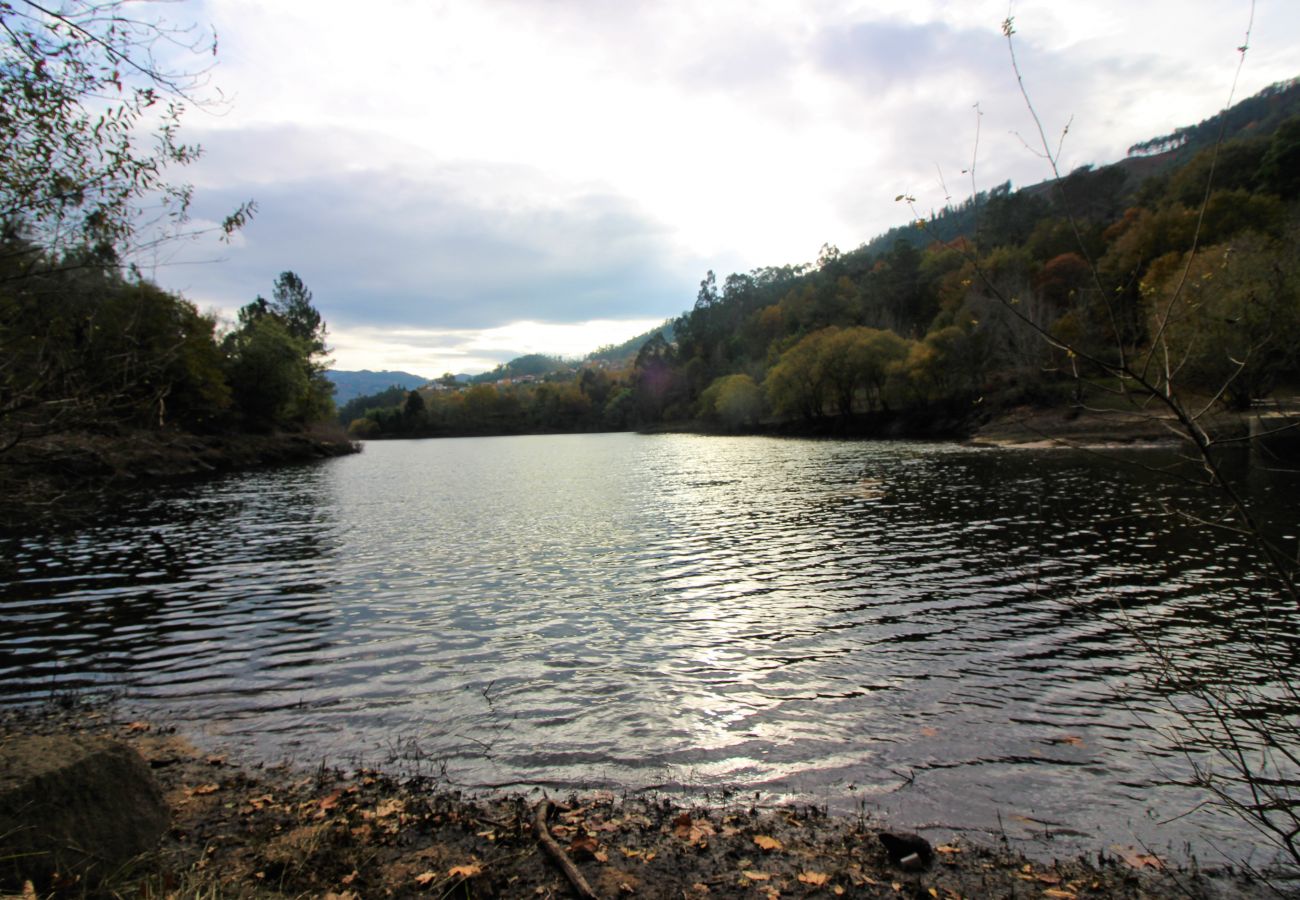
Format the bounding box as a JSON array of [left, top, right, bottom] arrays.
[[0, 703, 1275, 899]]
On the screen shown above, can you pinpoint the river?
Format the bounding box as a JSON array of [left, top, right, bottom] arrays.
[[2, 432, 1296, 866]]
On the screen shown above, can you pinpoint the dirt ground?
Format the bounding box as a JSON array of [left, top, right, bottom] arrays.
[[0, 703, 1277, 899]]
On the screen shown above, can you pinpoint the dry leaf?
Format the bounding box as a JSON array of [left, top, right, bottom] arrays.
[[798, 871, 830, 886], [448, 864, 483, 879], [833, 887, 845, 896], [1113, 846, 1164, 870], [414, 871, 437, 886], [125, 721, 151, 732], [1036, 872, 1062, 885], [673, 814, 714, 846], [594, 849, 609, 863], [319, 790, 342, 811], [935, 844, 962, 855], [753, 835, 783, 852], [928, 889, 938, 899], [341, 870, 358, 885], [191, 783, 220, 796], [1043, 890, 1077, 899], [375, 797, 404, 818], [569, 835, 599, 857], [742, 871, 771, 881]]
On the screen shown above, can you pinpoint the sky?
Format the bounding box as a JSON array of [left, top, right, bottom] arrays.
[[145, 0, 1300, 377]]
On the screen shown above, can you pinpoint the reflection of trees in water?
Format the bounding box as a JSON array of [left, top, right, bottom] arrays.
[[0, 465, 343, 702]]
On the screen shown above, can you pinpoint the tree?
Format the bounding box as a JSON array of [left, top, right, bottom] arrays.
[[223, 316, 312, 431], [765, 330, 831, 420], [223, 273, 333, 430], [0, 0, 253, 256], [271, 272, 326, 352], [699, 374, 764, 427], [0, 0, 254, 463], [1143, 230, 1300, 409]]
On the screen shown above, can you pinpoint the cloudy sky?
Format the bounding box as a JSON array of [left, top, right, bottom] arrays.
[[148, 0, 1299, 377]]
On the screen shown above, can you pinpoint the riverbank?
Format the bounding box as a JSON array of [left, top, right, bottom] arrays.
[[0, 703, 1272, 899], [0, 426, 359, 525]]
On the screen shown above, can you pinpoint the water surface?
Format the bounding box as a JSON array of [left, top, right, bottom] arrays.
[[2, 433, 1296, 864]]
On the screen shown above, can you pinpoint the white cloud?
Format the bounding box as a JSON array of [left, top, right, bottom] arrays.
[[328, 318, 667, 376], [148, 0, 1300, 372]]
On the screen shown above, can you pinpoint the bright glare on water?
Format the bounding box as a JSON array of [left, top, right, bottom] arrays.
[[2, 433, 1296, 864]]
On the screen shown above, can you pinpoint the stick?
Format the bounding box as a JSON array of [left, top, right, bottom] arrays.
[[533, 798, 600, 900]]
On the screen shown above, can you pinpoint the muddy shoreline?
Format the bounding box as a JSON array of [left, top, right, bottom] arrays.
[[0, 427, 359, 526], [0, 703, 1275, 899]]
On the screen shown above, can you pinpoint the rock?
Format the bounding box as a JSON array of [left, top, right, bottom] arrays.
[[878, 830, 933, 870], [0, 734, 169, 890]]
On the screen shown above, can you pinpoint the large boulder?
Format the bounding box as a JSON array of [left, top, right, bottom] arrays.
[[0, 734, 169, 890]]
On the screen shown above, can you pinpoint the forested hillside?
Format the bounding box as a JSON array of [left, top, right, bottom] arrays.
[[346, 78, 1300, 440]]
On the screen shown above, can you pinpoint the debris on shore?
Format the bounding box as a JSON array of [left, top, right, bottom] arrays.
[[0, 705, 1271, 898]]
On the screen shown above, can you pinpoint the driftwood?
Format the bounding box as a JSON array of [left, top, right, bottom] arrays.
[[533, 798, 600, 899]]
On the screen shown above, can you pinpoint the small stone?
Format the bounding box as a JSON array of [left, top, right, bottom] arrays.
[[878, 831, 933, 870]]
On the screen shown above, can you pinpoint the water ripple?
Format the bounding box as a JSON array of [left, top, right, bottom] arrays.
[[1, 433, 1296, 864]]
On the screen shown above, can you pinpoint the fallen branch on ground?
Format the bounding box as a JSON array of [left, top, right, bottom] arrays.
[[533, 798, 599, 899]]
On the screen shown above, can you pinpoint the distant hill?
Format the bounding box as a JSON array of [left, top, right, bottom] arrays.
[[468, 353, 570, 384], [466, 321, 678, 385], [587, 320, 676, 364], [327, 370, 428, 404]]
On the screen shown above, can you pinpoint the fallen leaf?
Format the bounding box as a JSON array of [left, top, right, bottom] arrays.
[[191, 783, 220, 796], [798, 871, 830, 886], [594, 849, 609, 863], [375, 797, 404, 818], [833, 887, 845, 896], [1036, 872, 1062, 885], [753, 835, 783, 852], [928, 889, 939, 899], [741, 871, 771, 881], [414, 871, 437, 886], [673, 814, 714, 846], [569, 835, 599, 858], [126, 721, 151, 733], [341, 870, 358, 885], [319, 790, 343, 811], [1113, 846, 1164, 870], [449, 864, 483, 879], [1043, 890, 1077, 899], [1049, 735, 1085, 747], [935, 844, 962, 855]]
